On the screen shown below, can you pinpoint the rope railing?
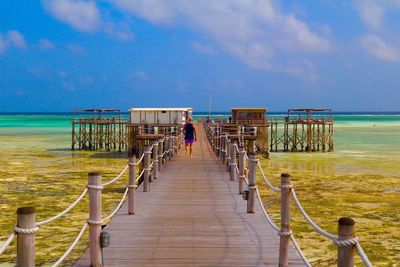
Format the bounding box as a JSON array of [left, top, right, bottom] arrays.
[[1, 132, 181, 266], [102, 164, 129, 186], [36, 188, 88, 226], [102, 187, 129, 222], [51, 222, 88, 267], [256, 161, 281, 193], [135, 153, 145, 165], [205, 123, 373, 266], [0, 233, 15, 255]]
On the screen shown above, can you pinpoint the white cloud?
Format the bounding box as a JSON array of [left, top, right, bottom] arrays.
[[191, 41, 216, 55], [104, 21, 135, 41], [360, 35, 400, 62], [67, 44, 86, 54], [109, 0, 332, 76], [354, 0, 385, 29], [133, 71, 149, 80], [0, 30, 27, 54], [7, 30, 27, 49], [0, 34, 7, 54], [42, 0, 101, 32], [38, 39, 55, 50]]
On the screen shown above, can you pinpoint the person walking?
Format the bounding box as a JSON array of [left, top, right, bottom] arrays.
[[183, 118, 197, 157]]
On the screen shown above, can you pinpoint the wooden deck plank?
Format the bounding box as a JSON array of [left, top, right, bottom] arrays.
[[75, 124, 304, 266]]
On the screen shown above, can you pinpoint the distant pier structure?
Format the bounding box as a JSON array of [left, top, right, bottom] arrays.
[[270, 108, 334, 152], [71, 109, 128, 151], [209, 107, 334, 156]]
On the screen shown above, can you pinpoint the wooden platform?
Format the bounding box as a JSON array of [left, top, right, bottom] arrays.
[[75, 125, 304, 266]]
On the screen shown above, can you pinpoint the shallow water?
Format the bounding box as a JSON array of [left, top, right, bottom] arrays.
[[0, 113, 399, 266]]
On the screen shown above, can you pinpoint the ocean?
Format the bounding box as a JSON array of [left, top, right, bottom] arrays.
[[0, 112, 399, 266]]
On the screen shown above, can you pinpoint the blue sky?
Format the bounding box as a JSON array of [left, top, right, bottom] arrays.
[[0, 0, 399, 112]]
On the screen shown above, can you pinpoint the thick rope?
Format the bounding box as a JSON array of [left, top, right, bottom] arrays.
[[290, 235, 312, 267], [86, 184, 104, 190], [135, 153, 145, 165], [0, 233, 15, 255], [36, 188, 88, 226], [102, 165, 129, 186], [51, 222, 88, 267], [103, 187, 129, 221], [14, 226, 39, 235], [256, 161, 281, 192], [87, 219, 103, 225], [290, 189, 337, 240], [356, 242, 374, 267], [255, 187, 280, 232]]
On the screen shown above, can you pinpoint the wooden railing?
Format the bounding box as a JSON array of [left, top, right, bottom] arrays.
[[0, 132, 182, 267], [204, 123, 373, 267]]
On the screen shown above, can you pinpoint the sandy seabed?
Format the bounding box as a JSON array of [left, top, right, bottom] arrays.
[[0, 119, 399, 266]]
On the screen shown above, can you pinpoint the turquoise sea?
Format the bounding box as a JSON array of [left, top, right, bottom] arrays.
[[0, 112, 399, 266]]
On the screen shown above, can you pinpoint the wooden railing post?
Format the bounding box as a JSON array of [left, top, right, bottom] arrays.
[[152, 141, 159, 180], [211, 129, 215, 152], [279, 173, 292, 267], [229, 142, 237, 181], [143, 144, 151, 192], [338, 217, 355, 267], [168, 134, 174, 160], [88, 172, 102, 267], [238, 146, 246, 194], [16, 207, 36, 267], [171, 136, 176, 157], [225, 136, 230, 166], [247, 154, 257, 213], [221, 135, 226, 163], [128, 156, 136, 215], [158, 138, 163, 171], [216, 128, 220, 157]]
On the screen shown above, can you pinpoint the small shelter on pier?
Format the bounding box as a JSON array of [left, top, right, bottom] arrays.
[[127, 107, 192, 157], [71, 109, 127, 151], [215, 108, 270, 157]]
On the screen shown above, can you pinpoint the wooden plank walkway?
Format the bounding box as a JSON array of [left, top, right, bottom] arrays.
[[75, 125, 304, 266]]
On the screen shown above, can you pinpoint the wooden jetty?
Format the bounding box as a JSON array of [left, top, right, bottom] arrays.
[[269, 109, 334, 152], [71, 107, 334, 155], [75, 124, 304, 266], [71, 109, 128, 151], [1, 122, 372, 267]]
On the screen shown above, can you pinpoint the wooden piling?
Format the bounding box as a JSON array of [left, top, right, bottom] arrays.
[[238, 146, 246, 194], [128, 156, 136, 215], [229, 142, 237, 181], [143, 145, 151, 192], [16, 207, 36, 267], [246, 138, 257, 213], [158, 139, 163, 171], [338, 217, 355, 267], [279, 173, 292, 267], [152, 141, 159, 180], [247, 154, 257, 214], [88, 172, 102, 267]]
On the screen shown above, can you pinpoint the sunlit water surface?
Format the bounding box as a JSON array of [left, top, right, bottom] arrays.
[[0, 113, 399, 266]]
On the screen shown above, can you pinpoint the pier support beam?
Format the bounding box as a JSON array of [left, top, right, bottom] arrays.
[[128, 156, 136, 215], [16, 207, 36, 267], [88, 172, 102, 267], [337, 217, 355, 267], [229, 141, 237, 181], [152, 141, 159, 180], [279, 173, 292, 267], [143, 144, 151, 192]]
